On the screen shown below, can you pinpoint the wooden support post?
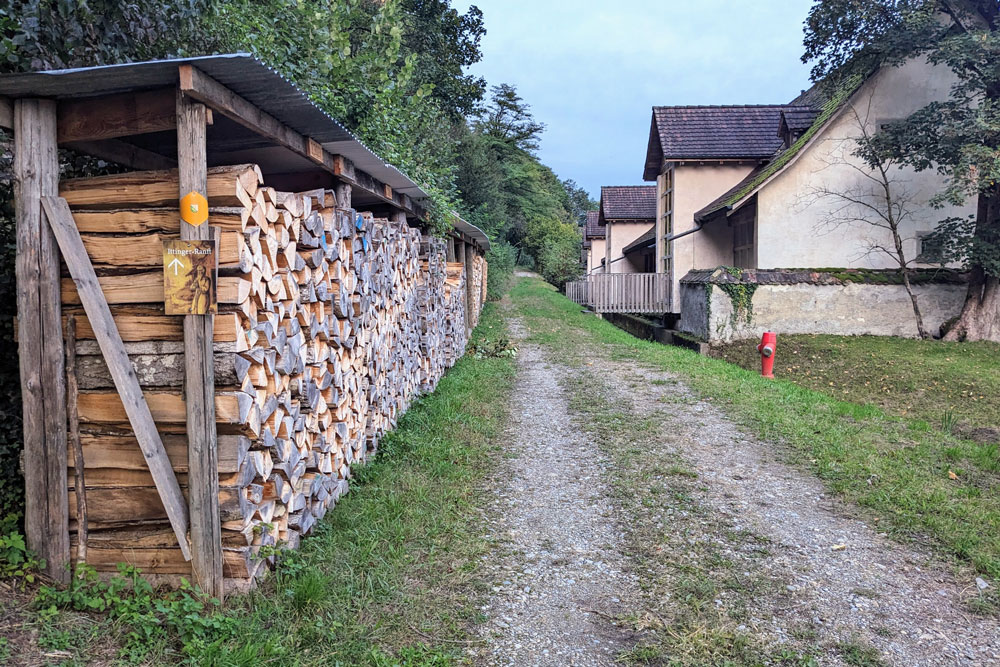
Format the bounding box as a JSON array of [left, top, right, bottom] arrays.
[[447, 238, 456, 262], [463, 242, 474, 333], [14, 99, 69, 583], [177, 88, 223, 598], [335, 183, 352, 210], [455, 240, 469, 333]]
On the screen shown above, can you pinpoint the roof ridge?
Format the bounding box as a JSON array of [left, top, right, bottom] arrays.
[[652, 104, 813, 110]]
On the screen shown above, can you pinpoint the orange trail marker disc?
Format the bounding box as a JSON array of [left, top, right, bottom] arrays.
[[180, 190, 209, 226]]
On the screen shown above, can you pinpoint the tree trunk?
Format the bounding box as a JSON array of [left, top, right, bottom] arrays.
[[943, 268, 1000, 341], [900, 270, 928, 339], [944, 188, 1000, 341]]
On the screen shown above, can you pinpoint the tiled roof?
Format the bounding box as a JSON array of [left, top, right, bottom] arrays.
[[622, 227, 656, 255], [679, 267, 968, 286], [584, 210, 604, 239], [598, 185, 656, 224], [781, 108, 820, 133], [643, 105, 812, 180], [694, 75, 865, 221]]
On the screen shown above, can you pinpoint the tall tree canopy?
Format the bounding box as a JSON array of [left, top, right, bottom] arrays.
[[804, 0, 1000, 341]]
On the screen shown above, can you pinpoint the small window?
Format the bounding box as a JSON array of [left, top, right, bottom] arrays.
[[917, 233, 944, 264], [877, 118, 904, 133]]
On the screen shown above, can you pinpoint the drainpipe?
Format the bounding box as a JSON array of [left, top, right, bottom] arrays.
[[664, 205, 728, 244]]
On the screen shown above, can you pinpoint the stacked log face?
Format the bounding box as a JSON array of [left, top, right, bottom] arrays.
[[57, 165, 486, 590], [468, 253, 487, 330]]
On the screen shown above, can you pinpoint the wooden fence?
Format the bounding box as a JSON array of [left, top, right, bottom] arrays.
[[566, 273, 671, 314], [566, 279, 589, 307]]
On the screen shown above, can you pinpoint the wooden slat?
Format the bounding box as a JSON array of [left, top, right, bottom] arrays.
[[62, 273, 249, 305], [177, 87, 223, 598], [40, 195, 191, 561], [77, 231, 242, 268], [75, 350, 251, 389], [70, 433, 248, 473], [77, 391, 246, 425], [0, 96, 11, 130], [71, 310, 240, 343], [71, 208, 244, 234], [60, 164, 258, 209], [16, 100, 70, 582]]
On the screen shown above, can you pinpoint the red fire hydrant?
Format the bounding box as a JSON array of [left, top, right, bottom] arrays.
[[757, 332, 776, 379]]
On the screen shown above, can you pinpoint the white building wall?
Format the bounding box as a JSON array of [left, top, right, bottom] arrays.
[[657, 164, 754, 309], [756, 57, 974, 269], [587, 239, 606, 273], [605, 221, 652, 273]]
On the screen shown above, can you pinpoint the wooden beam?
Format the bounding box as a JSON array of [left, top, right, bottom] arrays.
[[40, 196, 191, 562], [14, 99, 69, 583], [64, 139, 176, 171], [0, 97, 11, 131], [178, 64, 423, 218], [57, 89, 177, 144], [177, 87, 223, 598]]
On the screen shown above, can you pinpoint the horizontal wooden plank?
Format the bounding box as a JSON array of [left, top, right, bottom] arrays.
[[77, 391, 248, 425], [75, 350, 250, 389], [71, 208, 245, 234], [62, 272, 249, 305], [71, 311, 241, 343], [70, 432, 248, 473], [72, 528, 256, 577], [78, 230, 242, 267], [60, 164, 260, 209], [69, 486, 248, 525]]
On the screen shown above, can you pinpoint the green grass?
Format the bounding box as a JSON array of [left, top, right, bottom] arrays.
[[7, 303, 517, 666], [711, 334, 1000, 443], [510, 277, 1000, 583]]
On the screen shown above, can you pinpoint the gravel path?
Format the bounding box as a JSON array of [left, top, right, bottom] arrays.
[[472, 293, 999, 666], [469, 318, 640, 666], [590, 356, 1000, 666]]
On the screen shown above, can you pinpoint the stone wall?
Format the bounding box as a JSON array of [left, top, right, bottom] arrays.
[[677, 268, 967, 343]]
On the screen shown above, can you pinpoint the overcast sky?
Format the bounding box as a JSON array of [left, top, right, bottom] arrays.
[[453, 0, 817, 200]]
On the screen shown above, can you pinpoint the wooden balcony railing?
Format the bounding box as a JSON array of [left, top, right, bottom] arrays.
[[565, 272, 671, 314]]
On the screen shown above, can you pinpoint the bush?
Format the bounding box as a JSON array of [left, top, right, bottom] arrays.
[[533, 220, 582, 289], [485, 240, 516, 301], [539, 232, 583, 289]]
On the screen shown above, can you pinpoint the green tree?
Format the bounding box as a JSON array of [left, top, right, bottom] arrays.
[[803, 0, 1000, 341], [397, 0, 486, 116], [474, 83, 546, 154], [562, 179, 597, 227]]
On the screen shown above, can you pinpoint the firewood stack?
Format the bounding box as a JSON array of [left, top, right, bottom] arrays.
[[56, 164, 485, 589]]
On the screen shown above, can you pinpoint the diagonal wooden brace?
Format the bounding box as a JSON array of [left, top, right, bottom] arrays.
[[41, 196, 192, 561]]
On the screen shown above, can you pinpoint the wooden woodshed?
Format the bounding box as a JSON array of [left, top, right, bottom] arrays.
[[0, 54, 490, 598]]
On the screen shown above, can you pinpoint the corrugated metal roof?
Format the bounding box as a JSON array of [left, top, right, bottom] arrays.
[[0, 53, 489, 250]]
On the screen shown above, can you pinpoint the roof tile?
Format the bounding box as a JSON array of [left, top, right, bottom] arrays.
[[599, 185, 656, 223]]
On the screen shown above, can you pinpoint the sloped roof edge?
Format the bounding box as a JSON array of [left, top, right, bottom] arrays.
[[694, 74, 867, 222]]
